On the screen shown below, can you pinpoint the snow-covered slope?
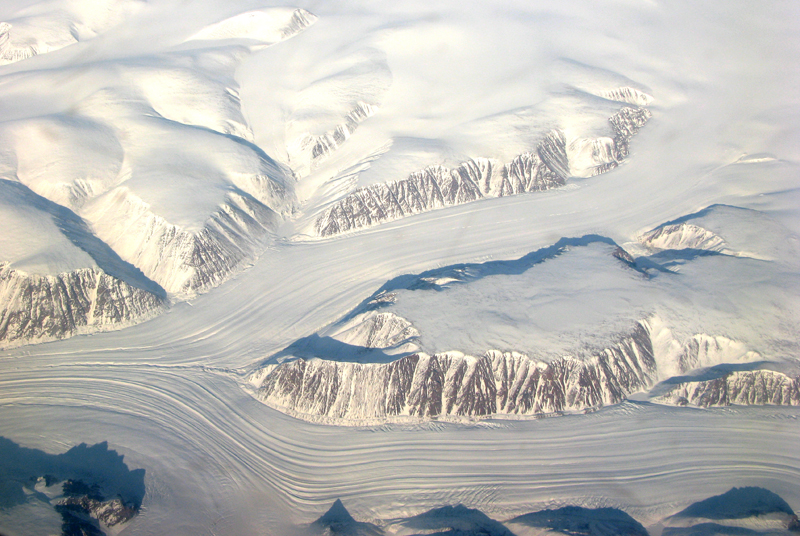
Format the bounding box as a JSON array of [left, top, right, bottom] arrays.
[[314, 105, 650, 237], [0, 2, 314, 344], [641, 223, 728, 253], [0, 179, 165, 348], [185, 8, 315, 47], [0, 0, 799, 534], [0, 0, 145, 65]]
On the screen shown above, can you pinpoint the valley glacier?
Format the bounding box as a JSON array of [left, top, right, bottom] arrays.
[[0, 0, 799, 535]]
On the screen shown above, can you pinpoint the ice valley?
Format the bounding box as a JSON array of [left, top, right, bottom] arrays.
[[0, 0, 799, 534]]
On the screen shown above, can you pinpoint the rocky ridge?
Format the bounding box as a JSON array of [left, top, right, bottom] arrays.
[[256, 319, 686, 423], [253, 310, 798, 424], [314, 106, 651, 237], [655, 369, 800, 408], [81, 188, 282, 297], [0, 263, 165, 348]]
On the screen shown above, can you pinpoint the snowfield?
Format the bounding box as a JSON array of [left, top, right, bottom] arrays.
[[1, 0, 799, 534]]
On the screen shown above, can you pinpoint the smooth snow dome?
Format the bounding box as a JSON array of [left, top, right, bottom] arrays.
[[385, 232, 799, 360], [0, 181, 96, 274], [0, 115, 124, 211], [389, 243, 652, 357]]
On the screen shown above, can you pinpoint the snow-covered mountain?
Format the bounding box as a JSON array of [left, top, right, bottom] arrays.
[[251, 207, 800, 423], [252, 314, 799, 424], [314, 103, 651, 237], [0, 179, 165, 348], [0, 0, 798, 534], [0, 4, 316, 347]]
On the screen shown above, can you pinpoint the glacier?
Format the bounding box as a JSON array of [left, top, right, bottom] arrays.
[[0, 0, 798, 534]]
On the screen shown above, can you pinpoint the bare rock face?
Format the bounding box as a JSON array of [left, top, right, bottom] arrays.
[[0, 263, 165, 348], [314, 106, 651, 237], [82, 189, 280, 297], [298, 102, 378, 170], [641, 223, 727, 252], [254, 309, 795, 424], [609, 106, 651, 159], [656, 370, 800, 407], [256, 322, 657, 423], [56, 495, 136, 531], [313, 130, 569, 237]]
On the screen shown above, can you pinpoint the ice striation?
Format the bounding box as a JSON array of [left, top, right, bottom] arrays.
[[82, 189, 280, 297], [315, 107, 651, 236], [0, 263, 164, 348], [656, 370, 800, 408]]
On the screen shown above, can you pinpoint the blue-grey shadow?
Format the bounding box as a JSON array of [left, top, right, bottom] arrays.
[[0, 437, 145, 509]]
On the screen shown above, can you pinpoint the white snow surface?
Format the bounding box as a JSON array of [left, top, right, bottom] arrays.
[[1, 0, 799, 534], [0, 181, 97, 274]]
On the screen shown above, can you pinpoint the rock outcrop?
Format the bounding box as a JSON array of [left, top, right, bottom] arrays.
[[0, 263, 165, 348], [314, 106, 651, 237]]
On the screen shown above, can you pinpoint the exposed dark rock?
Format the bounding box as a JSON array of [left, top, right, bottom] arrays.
[[0, 263, 166, 348], [657, 371, 800, 408], [315, 106, 651, 237], [257, 322, 657, 422]]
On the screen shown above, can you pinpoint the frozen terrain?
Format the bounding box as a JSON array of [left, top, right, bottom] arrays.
[[1, 0, 799, 534]]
